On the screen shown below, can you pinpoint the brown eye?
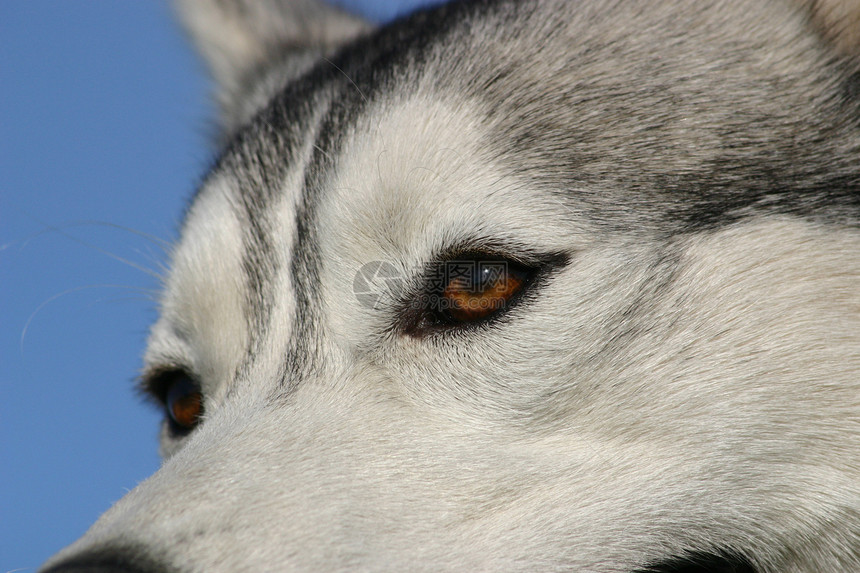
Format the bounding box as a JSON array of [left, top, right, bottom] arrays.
[[400, 250, 565, 336], [439, 259, 530, 323], [166, 374, 203, 431]]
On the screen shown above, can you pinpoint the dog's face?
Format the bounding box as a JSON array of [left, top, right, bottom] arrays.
[[44, 0, 859, 571]]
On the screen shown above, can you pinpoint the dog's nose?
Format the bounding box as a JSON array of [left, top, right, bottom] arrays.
[[41, 547, 173, 573]]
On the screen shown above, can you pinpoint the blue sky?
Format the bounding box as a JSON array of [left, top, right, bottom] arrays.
[[1, 1, 446, 570]]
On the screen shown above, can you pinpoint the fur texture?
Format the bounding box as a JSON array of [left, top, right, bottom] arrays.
[[43, 0, 859, 571]]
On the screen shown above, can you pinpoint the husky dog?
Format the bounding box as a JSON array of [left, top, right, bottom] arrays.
[[43, 0, 859, 571]]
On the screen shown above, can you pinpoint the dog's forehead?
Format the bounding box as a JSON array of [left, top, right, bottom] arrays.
[[147, 0, 859, 381], [179, 0, 854, 247]]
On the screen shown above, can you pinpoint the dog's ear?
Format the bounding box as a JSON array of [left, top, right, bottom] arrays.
[[175, 0, 372, 133], [800, 0, 860, 56]]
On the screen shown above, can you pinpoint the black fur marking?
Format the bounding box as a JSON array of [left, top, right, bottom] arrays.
[[634, 551, 757, 573], [41, 545, 174, 573], [213, 77, 327, 379]]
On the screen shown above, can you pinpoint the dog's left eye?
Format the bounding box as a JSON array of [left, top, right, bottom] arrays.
[[165, 373, 203, 432]]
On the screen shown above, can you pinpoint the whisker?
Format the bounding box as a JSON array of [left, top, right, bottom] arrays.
[[321, 56, 369, 106], [21, 220, 166, 281], [311, 143, 334, 162], [20, 219, 172, 250], [320, 56, 388, 152], [20, 284, 155, 354]]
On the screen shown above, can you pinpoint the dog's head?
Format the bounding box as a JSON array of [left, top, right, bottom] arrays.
[[43, 1, 859, 571]]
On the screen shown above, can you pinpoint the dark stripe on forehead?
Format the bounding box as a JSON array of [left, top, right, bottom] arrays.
[[277, 72, 373, 390], [219, 58, 369, 387], [279, 176, 324, 391], [216, 94, 318, 371]]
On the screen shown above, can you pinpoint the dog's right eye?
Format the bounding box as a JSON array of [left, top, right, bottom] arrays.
[[399, 249, 569, 336], [164, 373, 204, 432], [435, 257, 533, 324]]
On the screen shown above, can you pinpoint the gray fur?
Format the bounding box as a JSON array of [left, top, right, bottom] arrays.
[[43, 1, 859, 571]]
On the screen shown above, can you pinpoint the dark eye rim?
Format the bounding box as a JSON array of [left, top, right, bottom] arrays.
[[398, 248, 570, 337]]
